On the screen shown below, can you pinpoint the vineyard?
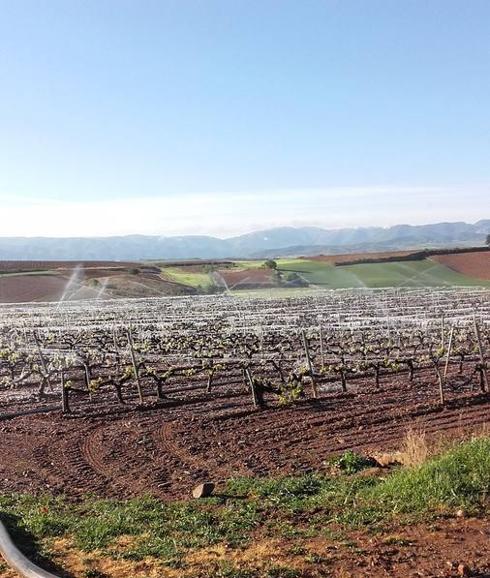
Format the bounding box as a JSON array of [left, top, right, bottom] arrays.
[[0, 288, 489, 499]]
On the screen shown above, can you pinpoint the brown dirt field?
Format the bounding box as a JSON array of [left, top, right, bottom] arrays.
[[0, 269, 190, 303], [431, 251, 490, 280], [217, 268, 277, 288], [181, 519, 490, 578], [309, 251, 416, 265], [1, 369, 490, 577], [0, 261, 140, 273], [0, 274, 68, 303], [0, 367, 488, 502]]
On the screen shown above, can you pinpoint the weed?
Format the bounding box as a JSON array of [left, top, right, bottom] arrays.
[[398, 429, 429, 467], [330, 451, 374, 475], [83, 570, 109, 578], [265, 566, 300, 578]]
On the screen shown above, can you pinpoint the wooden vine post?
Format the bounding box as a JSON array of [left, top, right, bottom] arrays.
[[437, 363, 445, 406], [319, 324, 325, 371], [81, 362, 94, 401], [440, 313, 445, 348], [244, 367, 259, 408], [473, 317, 489, 392], [33, 331, 52, 394], [301, 329, 318, 398], [443, 326, 454, 381], [61, 368, 71, 414], [127, 327, 144, 404]]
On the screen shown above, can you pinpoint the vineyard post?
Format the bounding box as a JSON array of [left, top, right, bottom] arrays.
[[301, 329, 318, 398], [21, 322, 28, 347], [440, 313, 445, 347], [443, 326, 454, 381], [206, 365, 214, 393], [33, 331, 52, 393], [112, 327, 119, 352], [473, 317, 489, 392], [82, 362, 93, 401], [437, 365, 445, 406], [127, 327, 144, 404], [245, 367, 258, 407], [61, 368, 71, 414], [319, 324, 325, 371]]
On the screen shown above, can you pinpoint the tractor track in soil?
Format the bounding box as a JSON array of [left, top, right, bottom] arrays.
[[0, 367, 489, 501]]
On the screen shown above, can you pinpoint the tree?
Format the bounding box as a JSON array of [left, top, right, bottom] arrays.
[[486, 234, 490, 246], [283, 271, 308, 287], [263, 259, 277, 269]]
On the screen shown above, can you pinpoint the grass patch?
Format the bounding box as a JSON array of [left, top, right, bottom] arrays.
[[1, 438, 489, 574], [160, 266, 216, 290], [273, 258, 490, 288], [329, 450, 375, 474], [366, 436, 490, 514], [0, 494, 259, 562]]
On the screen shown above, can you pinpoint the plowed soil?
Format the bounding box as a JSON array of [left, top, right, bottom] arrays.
[[1, 367, 489, 502], [0, 261, 139, 273], [0, 274, 67, 303], [0, 270, 191, 303], [217, 268, 276, 289], [432, 251, 490, 280]]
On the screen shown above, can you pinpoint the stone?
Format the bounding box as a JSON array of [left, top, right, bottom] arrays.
[[192, 482, 215, 499], [371, 452, 401, 467]]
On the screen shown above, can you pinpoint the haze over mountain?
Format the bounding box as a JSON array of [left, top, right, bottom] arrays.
[[0, 220, 488, 261]]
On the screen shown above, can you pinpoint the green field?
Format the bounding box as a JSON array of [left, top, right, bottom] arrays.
[[160, 266, 215, 290], [276, 258, 490, 288], [154, 256, 490, 293]]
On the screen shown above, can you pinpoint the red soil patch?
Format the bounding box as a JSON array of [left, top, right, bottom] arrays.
[[304, 518, 490, 578], [0, 268, 184, 303], [0, 261, 140, 274], [217, 268, 276, 288], [432, 251, 490, 280], [0, 274, 67, 303], [0, 367, 488, 502]]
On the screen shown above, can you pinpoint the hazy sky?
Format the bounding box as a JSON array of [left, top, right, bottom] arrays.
[[1, 0, 489, 237]]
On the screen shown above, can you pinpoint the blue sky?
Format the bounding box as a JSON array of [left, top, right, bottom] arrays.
[[0, 0, 489, 237]]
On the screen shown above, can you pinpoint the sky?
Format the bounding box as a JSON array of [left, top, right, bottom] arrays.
[[0, 0, 489, 238]]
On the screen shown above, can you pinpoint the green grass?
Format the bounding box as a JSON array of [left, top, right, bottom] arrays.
[[1, 439, 490, 570], [275, 258, 490, 288], [160, 266, 215, 290], [153, 257, 490, 294], [367, 436, 490, 514], [231, 260, 269, 269], [0, 494, 259, 565]]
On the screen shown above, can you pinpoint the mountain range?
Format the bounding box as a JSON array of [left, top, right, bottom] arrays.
[[0, 220, 488, 261]]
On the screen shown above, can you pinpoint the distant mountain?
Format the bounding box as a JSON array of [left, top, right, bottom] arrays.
[[0, 220, 488, 261]]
